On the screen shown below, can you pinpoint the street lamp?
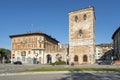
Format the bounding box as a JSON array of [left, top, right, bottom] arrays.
[[89, 54, 92, 64]]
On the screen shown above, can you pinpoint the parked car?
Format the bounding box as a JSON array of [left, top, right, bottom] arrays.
[[96, 59, 111, 65], [96, 59, 105, 65], [13, 61, 22, 65]]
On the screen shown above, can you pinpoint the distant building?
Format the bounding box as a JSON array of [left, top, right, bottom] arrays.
[[95, 45, 102, 60], [95, 43, 113, 60], [9, 32, 68, 64], [112, 27, 120, 60], [69, 6, 95, 64]]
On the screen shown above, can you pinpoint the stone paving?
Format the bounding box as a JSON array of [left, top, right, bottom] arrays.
[[0, 71, 120, 80], [0, 64, 120, 80]]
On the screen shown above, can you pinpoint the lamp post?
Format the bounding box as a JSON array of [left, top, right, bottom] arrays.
[[2, 56, 5, 64], [89, 54, 91, 64]]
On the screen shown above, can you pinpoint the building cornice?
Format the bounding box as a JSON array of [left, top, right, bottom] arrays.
[[9, 32, 59, 43]]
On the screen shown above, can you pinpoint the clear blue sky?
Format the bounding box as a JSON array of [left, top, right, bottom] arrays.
[[0, 0, 119, 50]]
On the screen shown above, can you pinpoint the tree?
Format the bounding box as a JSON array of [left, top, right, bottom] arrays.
[[0, 48, 11, 63]]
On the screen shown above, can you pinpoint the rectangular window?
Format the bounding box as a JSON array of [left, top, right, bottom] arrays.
[[28, 51, 31, 54], [34, 37, 37, 42], [13, 39, 16, 43], [22, 56, 25, 62], [17, 45, 20, 49], [28, 38, 31, 42], [33, 50, 35, 54], [17, 51, 20, 55], [39, 44, 42, 48], [18, 39, 20, 42], [39, 50, 42, 54], [13, 44, 16, 49]]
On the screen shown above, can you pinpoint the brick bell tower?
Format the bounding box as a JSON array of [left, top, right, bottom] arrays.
[[69, 6, 95, 64]]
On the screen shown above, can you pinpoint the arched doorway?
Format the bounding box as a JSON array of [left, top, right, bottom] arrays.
[[47, 54, 52, 63], [83, 55, 88, 62], [74, 55, 78, 62]]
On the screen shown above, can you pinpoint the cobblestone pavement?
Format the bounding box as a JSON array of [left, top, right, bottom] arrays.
[[0, 71, 120, 80], [0, 63, 120, 74]]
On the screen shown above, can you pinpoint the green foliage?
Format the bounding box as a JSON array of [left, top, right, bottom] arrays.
[[50, 61, 66, 65], [0, 48, 11, 63], [0, 48, 11, 57]]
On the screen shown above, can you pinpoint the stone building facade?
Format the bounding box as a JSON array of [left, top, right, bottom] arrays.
[[9, 32, 68, 64], [69, 6, 95, 64], [95, 45, 102, 60], [112, 27, 120, 60]]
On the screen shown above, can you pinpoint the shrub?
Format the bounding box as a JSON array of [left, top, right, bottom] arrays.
[[49, 62, 55, 65], [50, 61, 66, 65]]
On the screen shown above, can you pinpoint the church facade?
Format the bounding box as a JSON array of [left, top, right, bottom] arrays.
[[68, 6, 95, 64]]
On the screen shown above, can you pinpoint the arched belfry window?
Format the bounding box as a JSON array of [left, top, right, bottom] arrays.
[[83, 14, 87, 20], [74, 55, 78, 62], [75, 16, 78, 22], [83, 55, 87, 62]]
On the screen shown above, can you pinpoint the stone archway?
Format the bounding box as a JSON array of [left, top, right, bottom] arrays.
[[46, 54, 52, 63], [83, 55, 88, 62], [74, 55, 78, 62], [74, 55, 79, 64]]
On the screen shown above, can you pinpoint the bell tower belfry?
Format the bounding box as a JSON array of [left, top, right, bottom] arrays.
[[68, 6, 95, 64]]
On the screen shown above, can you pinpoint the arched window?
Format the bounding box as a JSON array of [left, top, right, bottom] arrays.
[[83, 55, 88, 62], [74, 55, 78, 62], [83, 14, 87, 20]]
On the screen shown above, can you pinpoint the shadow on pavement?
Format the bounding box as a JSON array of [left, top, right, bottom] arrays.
[[57, 71, 120, 80]]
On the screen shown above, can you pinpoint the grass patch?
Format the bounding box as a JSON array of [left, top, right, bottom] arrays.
[[19, 68, 120, 72]]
